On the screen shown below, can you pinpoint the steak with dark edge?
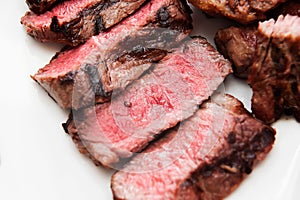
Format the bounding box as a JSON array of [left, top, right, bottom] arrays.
[[249, 15, 300, 124], [215, 26, 257, 79], [21, 0, 148, 46], [111, 94, 276, 200], [188, 0, 287, 24], [214, 0, 300, 79], [26, 0, 64, 14], [63, 37, 232, 167], [32, 0, 193, 109]]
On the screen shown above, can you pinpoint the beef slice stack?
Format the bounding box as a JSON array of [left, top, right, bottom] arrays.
[[111, 94, 276, 200], [63, 36, 232, 167], [31, 0, 193, 109]]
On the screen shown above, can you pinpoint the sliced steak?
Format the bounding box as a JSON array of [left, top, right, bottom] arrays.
[[188, 0, 287, 24], [21, 0, 148, 46], [63, 37, 232, 167], [26, 0, 64, 14], [249, 15, 300, 123], [111, 94, 276, 200], [32, 0, 193, 109], [215, 26, 257, 79]]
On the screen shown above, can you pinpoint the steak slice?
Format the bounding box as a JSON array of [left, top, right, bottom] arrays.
[[32, 0, 193, 109], [215, 26, 257, 79], [249, 15, 300, 123], [214, 0, 300, 79], [63, 37, 232, 167], [26, 0, 64, 14], [188, 0, 287, 24], [111, 94, 276, 200], [21, 0, 148, 46]]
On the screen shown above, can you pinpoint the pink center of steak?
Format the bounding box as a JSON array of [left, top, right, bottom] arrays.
[[34, 0, 177, 78], [23, 0, 100, 27]]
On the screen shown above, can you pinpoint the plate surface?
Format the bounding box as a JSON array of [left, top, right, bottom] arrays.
[[0, 1, 300, 200]]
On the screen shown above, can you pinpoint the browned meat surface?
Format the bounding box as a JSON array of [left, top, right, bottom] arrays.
[[63, 37, 232, 168], [215, 26, 257, 79], [249, 15, 300, 124], [32, 0, 193, 109], [21, 0, 147, 46], [188, 0, 287, 24], [26, 0, 64, 14], [111, 94, 276, 200]]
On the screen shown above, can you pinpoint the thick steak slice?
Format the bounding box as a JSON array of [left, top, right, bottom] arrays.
[[63, 37, 232, 167], [32, 0, 193, 109], [21, 0, 148, 46], [188, 0, 287, 24], [111, 94, 276, 200], [215, 26, 257, 79], [249, 15, 300, 123], [26, 0, 64, 14]]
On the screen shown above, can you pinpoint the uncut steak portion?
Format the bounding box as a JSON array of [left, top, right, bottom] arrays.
[[111, 94, 276, 200], [215, 26, 257, 79], [32, 0, 193, 109], [21, 0, 147, 46], [63, 37, 232, 167], [249, 15, 300, 124], [188, 0, 287, 24], [26, 0, 64, 14]]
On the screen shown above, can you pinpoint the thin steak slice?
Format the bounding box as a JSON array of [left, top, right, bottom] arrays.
[[188, 0, 287, 24], [21, 0, 147, 46], [249, 15, 300, 123], [215, 26, 257, 79], [63, 37, 232, 168], [32, 0, 193, 109], [26, 0, 64, 14], [111, 94, 276, 200]]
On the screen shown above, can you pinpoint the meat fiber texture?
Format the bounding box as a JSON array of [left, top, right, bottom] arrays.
[[63, 36, 232, 168], [26, 0, 64, 14], [249, 14, 300, 124], [21, 0, 148, 46], [111, 94, 276, 200], [32, 0, 193, 110], [188, 0, 287, 24], [214, 0, 300, 79]]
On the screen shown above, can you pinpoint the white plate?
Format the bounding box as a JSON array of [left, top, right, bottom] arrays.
[[0, 1, 300, 200]]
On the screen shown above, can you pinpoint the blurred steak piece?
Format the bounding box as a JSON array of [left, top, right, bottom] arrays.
[[269, 0, 300, 18], [249, 15, 300, 123], [21, 0, 147, 46], [26, 0, 64, 14], [111, 94, 276, 200], [188, 0, 287, 24], [215, 26, 257, 79], [32, 0, 193, 109], [63, 37, 232, 167]]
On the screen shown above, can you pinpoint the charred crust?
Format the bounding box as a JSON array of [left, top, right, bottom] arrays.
[[94, 16, 105, 35], [58, 71, 77, 84], [50, 16, 60, 32], [156, 7, 170, 27], [82, 64, 111, 97], [181, 126, 275, 199]]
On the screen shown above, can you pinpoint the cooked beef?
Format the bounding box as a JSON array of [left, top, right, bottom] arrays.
[[215, 26, 257, 79], [249, 15, 300, 123], [188, 0, 287, 24], [32, 0, 193, 110], [26, 0, 64, 14], [214, 0, 300, 79], [21, 0, 148, 46], [111, 94, 276, 200], [63, 37, 232, 168], [268, 0, 300, 18]]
